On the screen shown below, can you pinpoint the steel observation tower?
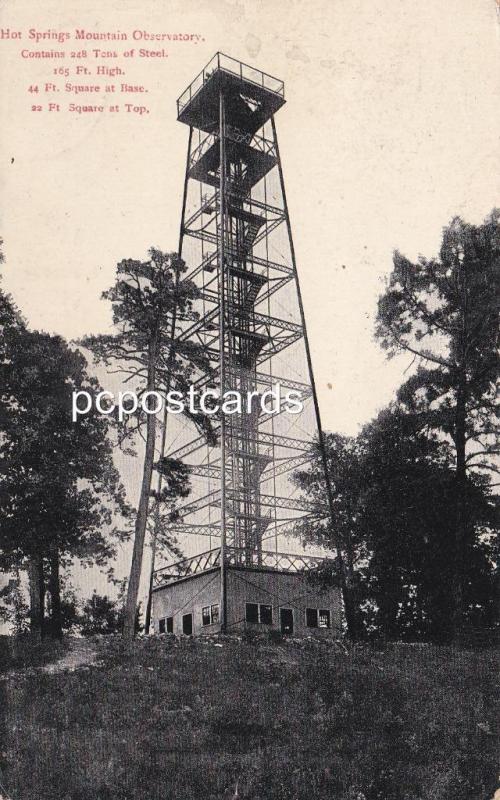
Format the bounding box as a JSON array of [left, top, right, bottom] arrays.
[[151, 53, 341, 636]]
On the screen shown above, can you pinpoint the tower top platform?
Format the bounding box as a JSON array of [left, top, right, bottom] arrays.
[[177, 52, 285, 135]]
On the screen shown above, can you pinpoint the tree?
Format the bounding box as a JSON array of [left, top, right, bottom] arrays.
[[0, 260, 36, 632], [294, 406, 497, 641], [78, 590, 141, 636], [376, 211, 500, 636], [82, 249, 214, 640], [0, 574, 30, 635], [292, 433, 369, 639], [79, 593, 122, 635], [143, 455, 190, 632], [0, 328, 131, 638], [0, 285, 26, 379], [359, 406, 497, 640]]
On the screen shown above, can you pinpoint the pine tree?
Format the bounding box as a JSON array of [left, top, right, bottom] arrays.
[[376, 211, 500, 636], [82, 249, 215, 640]]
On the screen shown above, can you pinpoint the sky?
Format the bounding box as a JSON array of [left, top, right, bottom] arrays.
[[1, 0, 499, 435], [0, 0, 499, 602]]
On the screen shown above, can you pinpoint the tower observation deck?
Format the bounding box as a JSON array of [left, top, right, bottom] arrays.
[[151, 54, 342, 636]]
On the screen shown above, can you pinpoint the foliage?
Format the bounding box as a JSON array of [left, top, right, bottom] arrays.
[[1, 636, 498, 800], [293, 433, 369, 637], [0, 318, 132, 637], [79, 593, 122, 636], [358, 407, 497, 639], [294, 435, 366, 556], [152, 456, 191, 554], [375, 211, 500, 632], [295, 211, 499, 640], [80, 249, 215, 448], [0, 577, 30, 634], [294, 406, 498, 641], [376, 212, 499, 406], [82, 249, 215, 639], [0, 330, 131, 571], [78, 592, 142, 636], [58, 589, 82, 633]]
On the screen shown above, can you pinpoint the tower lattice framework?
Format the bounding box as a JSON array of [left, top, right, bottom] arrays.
[[154, 53, 337, 627]]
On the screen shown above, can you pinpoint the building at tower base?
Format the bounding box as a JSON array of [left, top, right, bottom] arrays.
[[152, 549, 342, 638]]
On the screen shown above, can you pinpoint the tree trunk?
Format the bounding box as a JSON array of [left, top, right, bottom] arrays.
[[27, 555, 45, 639], [452, 376, 467, 640], [378, 573, 400, 640], [343, 528, 363, 639], [123, 342, 158, 640], [342, 579, 360, 640], [144, 516, 158, 635], [47, 545, 63, 639]]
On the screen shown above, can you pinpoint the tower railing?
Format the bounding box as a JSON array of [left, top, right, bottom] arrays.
[[152, 545, 327, 589], [177, 52, 285, 116]]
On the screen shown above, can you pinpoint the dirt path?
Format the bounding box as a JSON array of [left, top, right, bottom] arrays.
[[42, 638, 98, 674]]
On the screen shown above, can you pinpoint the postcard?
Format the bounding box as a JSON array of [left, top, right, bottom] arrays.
[[0, 2, 498, 799]]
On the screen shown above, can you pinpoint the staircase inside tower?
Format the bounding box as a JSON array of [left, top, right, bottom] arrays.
[[222, 152, 273, 560], [188, 135, 277, 193]]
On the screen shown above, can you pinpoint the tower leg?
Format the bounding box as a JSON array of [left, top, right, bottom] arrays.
[[271, 116, 355, 638], [219, 90, 228, 632]]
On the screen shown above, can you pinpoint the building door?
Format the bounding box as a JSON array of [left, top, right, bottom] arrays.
[[182, 613, 193, 635], [280, 608, 294, 635]]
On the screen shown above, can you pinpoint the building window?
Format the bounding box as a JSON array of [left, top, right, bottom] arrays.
[[245, 602, 273, 625], [246, 603, 259, 623], [318, 609, 331, 629], [202, 606, 211, 626], [306, 608, 331, 629], [202, 604, 220, 626], [306, 608, 318, 628], [159, 617, 174, 633]]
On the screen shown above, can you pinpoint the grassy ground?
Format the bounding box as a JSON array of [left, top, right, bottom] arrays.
[[0, 634, 498, 800], [0, 634, 68, 673]]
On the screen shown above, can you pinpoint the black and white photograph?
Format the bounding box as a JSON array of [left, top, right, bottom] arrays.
[[0, 2, 499, 798]]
